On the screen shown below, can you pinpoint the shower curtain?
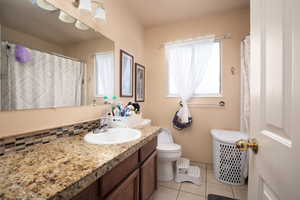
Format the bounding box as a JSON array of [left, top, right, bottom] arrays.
[[240, 35, 250, 179], [240, 35, 250, 134], [0, 42, 84, 110]]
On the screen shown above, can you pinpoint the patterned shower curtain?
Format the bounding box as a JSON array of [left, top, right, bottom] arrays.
[[240, 35, 250, 134], [0, 25, 2, 109], [0, 42, 84, 110]]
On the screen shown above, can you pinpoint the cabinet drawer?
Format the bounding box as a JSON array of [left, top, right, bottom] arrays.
[[100, 151, 139, 198], [139, 137, 157, 162], [105, 169, 139, 200]]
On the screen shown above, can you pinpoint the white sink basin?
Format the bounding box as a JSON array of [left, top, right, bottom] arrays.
[[84, 128, 141, 145]]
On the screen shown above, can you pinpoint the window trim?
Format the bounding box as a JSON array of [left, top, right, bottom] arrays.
[[94, 51, 115, 98], [166, 40, 223, 98], [166, 93, 223, 98]]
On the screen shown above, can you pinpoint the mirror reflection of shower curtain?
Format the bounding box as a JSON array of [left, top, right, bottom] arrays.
[[0, 24, 2, 109], [0, 43, 84, 110], [241, 35, 250, 133]]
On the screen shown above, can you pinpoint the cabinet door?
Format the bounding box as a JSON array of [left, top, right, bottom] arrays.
[[71, 180, 99, 200], [105, 169, 140, 200], [140, 151, 157, 200]]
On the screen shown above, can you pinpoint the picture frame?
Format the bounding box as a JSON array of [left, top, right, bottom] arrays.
[[135, 63, 145, 102], [120, 50, 134, 97]]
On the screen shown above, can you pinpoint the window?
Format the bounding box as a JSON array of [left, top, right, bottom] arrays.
[[95, 52, 114, 97], [167, 39, 221, 97]]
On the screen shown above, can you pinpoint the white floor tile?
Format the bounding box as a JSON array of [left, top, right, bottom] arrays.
[[206, 182, 234, 198], [180, 182, 205, 196], [177, 191, 206, 200], [152, 186, 179, 200], [159, 180, 181, 190], [153, 162, 247, 200], [233, 186, 248, 200], [206, 170, 223, 185]]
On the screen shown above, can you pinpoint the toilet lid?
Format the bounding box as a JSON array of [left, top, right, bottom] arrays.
[[157, 144, 181, 152]]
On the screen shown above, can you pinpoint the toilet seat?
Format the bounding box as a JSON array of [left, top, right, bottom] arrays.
[[157, 144, 181, 153]]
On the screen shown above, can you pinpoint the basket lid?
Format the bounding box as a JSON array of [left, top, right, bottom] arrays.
[[210, 129, 249, 144]]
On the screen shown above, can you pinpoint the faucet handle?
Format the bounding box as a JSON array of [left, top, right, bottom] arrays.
[[99, 116, 111, 127]]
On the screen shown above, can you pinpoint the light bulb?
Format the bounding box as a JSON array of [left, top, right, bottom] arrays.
[[36, 0, 57, 11], [75, 20, 89, 30], [58, 11, 76, 23]]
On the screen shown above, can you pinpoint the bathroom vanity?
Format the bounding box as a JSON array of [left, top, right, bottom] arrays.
[[0, 125, 160, 200], [72, 136, 157, 200]]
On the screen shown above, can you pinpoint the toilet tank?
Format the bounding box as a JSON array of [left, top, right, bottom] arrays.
[[158, 128, 174, 144]]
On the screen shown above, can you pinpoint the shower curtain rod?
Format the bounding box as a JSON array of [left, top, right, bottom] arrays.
[[3, 41, 86, 63], [160, 33, 232, 48]]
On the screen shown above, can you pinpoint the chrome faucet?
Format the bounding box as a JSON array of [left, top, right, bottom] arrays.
[[94, 117, 110, 134]]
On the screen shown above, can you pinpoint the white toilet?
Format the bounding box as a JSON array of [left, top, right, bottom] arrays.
[[157, 128, 182, 181]]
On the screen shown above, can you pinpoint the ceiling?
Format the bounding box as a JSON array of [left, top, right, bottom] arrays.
[[0, 0, 108, 46], [125, 0, 250, 27]]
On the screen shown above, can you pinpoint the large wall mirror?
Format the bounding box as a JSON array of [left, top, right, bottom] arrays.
[[0, 0, 115, 111]]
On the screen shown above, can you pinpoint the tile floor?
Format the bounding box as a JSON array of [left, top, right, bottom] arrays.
[[151, 162, 247, 200]]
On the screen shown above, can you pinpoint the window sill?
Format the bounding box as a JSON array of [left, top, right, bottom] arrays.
[[166, 94, 223, 98]]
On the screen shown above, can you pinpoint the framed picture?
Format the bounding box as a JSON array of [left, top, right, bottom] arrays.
[[120, 50, 134, 97], [135, 63, 145, 102]]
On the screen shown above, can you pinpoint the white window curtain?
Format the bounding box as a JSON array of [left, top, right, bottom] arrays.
[[95, 51, 114, 97], [165, 36, 215, 123], [1, 43, 84, 110]]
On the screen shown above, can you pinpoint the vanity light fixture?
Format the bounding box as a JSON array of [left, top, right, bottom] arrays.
[[73, 0, 106, 22], [75, 20, 89, 30], [33, 0, 90, 31], [58, 11, 76, 23], [35, 0, 57, 11]]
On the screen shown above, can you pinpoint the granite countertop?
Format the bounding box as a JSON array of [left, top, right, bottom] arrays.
[[0, 126, 161, 200]]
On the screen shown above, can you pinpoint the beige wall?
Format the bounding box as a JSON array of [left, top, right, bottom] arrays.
[[0, 0, 249, 164], [143, 8, 250, 163], [0, 0, 144, 138], [63, 37, 114, 105], [1, 26, 64, 54]]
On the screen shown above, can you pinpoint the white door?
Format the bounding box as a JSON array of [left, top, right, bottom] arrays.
[[249, 0, 300, 199]]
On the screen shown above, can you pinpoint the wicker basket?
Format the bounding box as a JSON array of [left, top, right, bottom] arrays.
[[211, 129, 248, 185]]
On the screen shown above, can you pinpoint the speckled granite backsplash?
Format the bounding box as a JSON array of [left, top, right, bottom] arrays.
[[0, 119, 100, 156]]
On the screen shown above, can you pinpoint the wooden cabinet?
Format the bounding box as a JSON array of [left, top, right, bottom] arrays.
[[100, 151, 139, 198], [139, 137, 157, 162], [71, 180, 99, 200], [71, 136, 158, 200], [140, 151, 157, 200], [105, 169, 140, 200]]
